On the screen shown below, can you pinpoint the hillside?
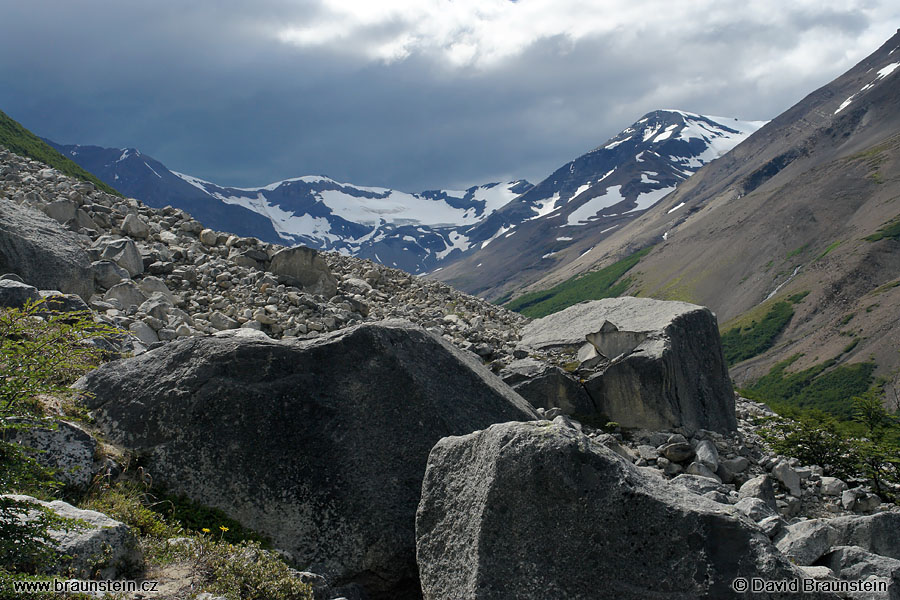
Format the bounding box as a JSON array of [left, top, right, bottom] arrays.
[[515, 30, 900, 394], [0, 109, 120, 196]]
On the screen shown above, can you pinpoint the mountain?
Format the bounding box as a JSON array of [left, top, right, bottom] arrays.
[[430, 110, 765, 297], [47, 110, 761, 282], [45, 140, 531, 274], [516, 30, 900, 389]]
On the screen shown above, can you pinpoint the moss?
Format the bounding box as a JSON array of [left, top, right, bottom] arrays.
[[786, 244, 809, 259], [842, 339, 860, 354], [787, 291, 810, 304], [870, 280, 900, 295]]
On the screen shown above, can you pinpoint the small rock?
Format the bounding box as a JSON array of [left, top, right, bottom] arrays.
[[772, 459, 802, 497]]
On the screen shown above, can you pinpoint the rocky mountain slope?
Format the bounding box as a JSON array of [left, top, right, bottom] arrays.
[[517, 30, 900, 389], [431, 110, 764, 297], [2, 142, 899, 599], [45, 139, 532, 275]]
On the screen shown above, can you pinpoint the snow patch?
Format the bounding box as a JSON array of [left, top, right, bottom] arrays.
[[143, 162, 162, 179], [667, 201, 686, 214], [563, 186, 625, 226], [481, 225, 511, 249], [626, 186, 675, 213], [529, 192, 561, 220], [571, 183, 592, 199], [766, 266, 802, 301]]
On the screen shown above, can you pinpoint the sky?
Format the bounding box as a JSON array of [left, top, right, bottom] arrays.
[[1, 1, 898, 192]]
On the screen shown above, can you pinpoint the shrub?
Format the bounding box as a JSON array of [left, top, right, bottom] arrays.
[[505, 247, 651, 318], [0, 300, 118, 416], [720, 301, 793, 366], [0, 301, 118, 584]]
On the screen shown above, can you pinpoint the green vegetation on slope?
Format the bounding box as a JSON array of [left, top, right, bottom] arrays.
[[815, 240, 842, 260], [504, 247, 651, 318], [720, 301, 794, 366], [865, 216, 900, 242], [742, 354, 876, 419], [0, 109, 121, 196]]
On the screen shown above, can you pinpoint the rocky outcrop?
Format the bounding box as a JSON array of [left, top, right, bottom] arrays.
[[416, 419, 828, 600], [0, 278, 40, 308], [75, 320, 537, 599], [2, 494, 141, 579], [819, 546, 899, 600], [0, 198, 93, 299], [518, 297, 736, 433]]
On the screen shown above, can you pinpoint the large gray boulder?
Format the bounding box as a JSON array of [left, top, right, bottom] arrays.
[[416, 420, 829, 600], [0, 198, 93, 300], [3, 418, 97, 491], [518, 297, 736, 433], [93, 237, 144, 277], [2, 494, 141, 579], [0, 278, 40, 308], [268, 246, 338, 298], [819, 546, 899, 600], [75, 320, 536, 599], [776, 513, 900, 566]]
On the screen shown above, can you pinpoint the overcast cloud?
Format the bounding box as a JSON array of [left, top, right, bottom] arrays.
[[1, 0, 898, 191]]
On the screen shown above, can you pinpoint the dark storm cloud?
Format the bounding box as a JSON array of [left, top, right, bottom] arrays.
[[1, 1, 898, 192]]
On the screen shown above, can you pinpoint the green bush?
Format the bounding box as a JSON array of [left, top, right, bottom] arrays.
[[505, 247, 651, 318], [0, 300, 118, 416], [758, 411, 857, 479], [759, 391, 900, 501], [720, 301, 794, 366]]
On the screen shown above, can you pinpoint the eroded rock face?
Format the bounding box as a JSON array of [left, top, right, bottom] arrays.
[[415, 420, 824, 600], [518, 297, 736, 433], [0, 198, 93, 299], [76, 320, 536, 600]]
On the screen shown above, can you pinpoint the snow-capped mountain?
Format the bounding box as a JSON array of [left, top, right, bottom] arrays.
[[47, 109, 762, 283], [431, 110, 766, 297], [45, 139, 532, 274], [172, 173, 532, 273]]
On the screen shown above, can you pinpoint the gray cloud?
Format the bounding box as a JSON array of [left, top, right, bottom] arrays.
[[1, 1, 898, 191]]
